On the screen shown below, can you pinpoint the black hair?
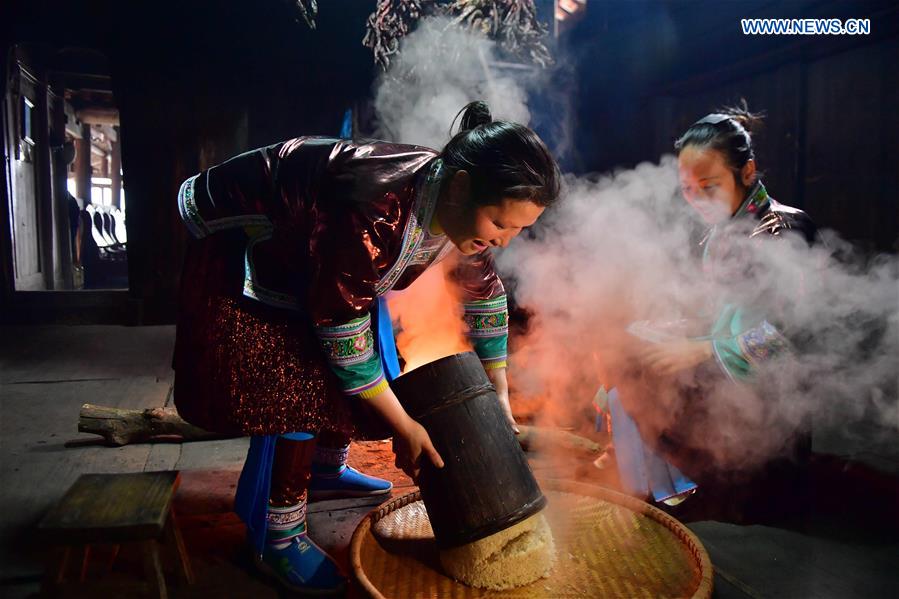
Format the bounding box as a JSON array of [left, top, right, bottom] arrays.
[[674, 100, 764, 185], [440, 101, 560, 207]]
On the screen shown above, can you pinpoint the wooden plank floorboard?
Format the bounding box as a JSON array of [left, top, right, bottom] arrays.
[[0, 325, 176, 383], [175, 438, 249, 471], [145, 443, 183, 472], [0, 326, 177, 586]]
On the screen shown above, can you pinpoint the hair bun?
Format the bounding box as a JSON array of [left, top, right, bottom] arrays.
[[720, 99, 764, 134], [455, 101, 493, 134]]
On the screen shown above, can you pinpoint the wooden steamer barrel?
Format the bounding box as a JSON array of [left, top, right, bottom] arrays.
[[391, 352, 546, 549]]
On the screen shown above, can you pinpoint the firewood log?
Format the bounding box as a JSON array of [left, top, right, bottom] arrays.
[[77, 404, 230, 446]]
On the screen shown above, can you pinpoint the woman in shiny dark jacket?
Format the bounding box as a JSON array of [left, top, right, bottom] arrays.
[[173, 101, 559, 593]]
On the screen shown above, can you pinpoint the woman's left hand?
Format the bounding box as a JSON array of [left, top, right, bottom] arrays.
[[486, 367, 520, 434], [640, 340, 713, 378]]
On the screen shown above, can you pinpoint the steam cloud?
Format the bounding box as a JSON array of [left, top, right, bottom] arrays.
[[374, 17, 899, 474], [372, 17, 531, 148], [502, 164, 899, 472]]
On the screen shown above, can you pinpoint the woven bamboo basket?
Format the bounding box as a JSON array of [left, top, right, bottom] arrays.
[[350, 479, 713, 599]]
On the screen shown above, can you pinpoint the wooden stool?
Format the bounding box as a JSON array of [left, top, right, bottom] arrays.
[[38, 471, 194, 598]]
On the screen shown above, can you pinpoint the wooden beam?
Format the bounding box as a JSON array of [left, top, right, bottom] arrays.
[[74, 123, 91, 202], [76, 107, 119, 126], [99, 124, 117, 143], [90, 143, 107, 158], [36, 79, 53, 290], [64, 101, 83, 139], [110, 133, 122, 208]]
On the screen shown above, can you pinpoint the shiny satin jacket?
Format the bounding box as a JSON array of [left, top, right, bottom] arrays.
[[177, 137, 508, 397], [701, 181, 818, 381]]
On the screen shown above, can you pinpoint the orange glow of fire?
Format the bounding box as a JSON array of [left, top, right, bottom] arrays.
[[387, 260, 471, 373]]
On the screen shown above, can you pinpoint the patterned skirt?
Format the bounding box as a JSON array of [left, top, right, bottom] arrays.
[[172, 230, 387, 438]]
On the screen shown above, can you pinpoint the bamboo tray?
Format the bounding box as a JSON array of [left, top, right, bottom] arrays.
[[351, 479, 713, 598]]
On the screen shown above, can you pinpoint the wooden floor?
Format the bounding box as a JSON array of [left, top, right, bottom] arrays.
[[1, 325, 896, 598]]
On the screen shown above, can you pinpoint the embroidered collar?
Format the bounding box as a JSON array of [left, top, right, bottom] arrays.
[[374, 158, 445, 296], [700, 181, 771, 260], [732, 181, 770, 220]]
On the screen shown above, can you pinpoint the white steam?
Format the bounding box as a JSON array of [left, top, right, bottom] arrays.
[[372, 17, 530, 148], [373, 17, 899, 474], [501, 164, 899, 472]]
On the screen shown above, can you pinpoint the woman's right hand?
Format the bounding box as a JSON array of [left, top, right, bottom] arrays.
[[393, 418, 444, 480], [359, 385, 444, 480]]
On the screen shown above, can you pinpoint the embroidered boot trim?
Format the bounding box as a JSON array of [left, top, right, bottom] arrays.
[[267, 499, 307, 533], [312, 444, 349, 469]]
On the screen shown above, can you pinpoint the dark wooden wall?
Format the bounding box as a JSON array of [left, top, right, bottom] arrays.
[[648, 36, 899, 251], [3, 0, 897, 325], [803, 37, 899, 249], [568, 0, 899, 251]]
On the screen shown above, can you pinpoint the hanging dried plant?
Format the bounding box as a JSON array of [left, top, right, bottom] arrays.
[[363, 0, 552, 70], [285, 0, 319, 29]]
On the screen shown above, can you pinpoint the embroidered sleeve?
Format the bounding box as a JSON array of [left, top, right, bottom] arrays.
[[307, 209, 386, 396], [463, 296, 509, 370], [448, 251, 509, 370], [314, 314, 387, 398], [712, 319, 789, 381], [176, 147, 280, 239], [304, 141, 444, 397]]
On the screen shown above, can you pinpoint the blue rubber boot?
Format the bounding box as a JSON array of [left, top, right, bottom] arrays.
[[257, 497, 346, 595], [308, 444, 393, 500]]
